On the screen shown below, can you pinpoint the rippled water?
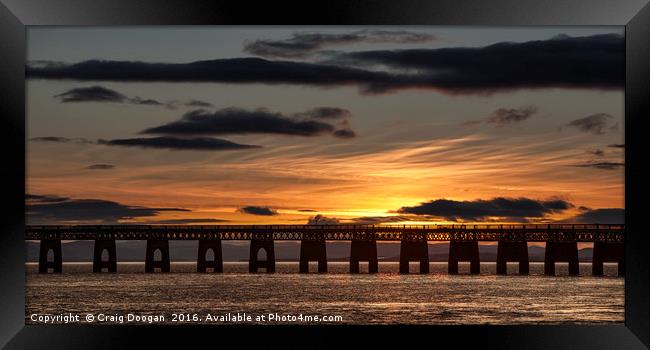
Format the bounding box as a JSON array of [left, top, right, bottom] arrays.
[[26, 262, 623, 325]]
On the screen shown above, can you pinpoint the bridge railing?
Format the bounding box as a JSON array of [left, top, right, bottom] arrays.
[[25, 223, 625, 242], [25, 223, 624, 231]]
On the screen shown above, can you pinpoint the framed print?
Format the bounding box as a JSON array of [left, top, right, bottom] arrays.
[[1, 1, 649, 349]]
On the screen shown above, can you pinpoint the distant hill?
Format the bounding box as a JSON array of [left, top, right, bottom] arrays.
[[26, 241, 594, 262]]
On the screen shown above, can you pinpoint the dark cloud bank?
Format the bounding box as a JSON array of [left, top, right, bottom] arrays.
[[328, 34, 623, 94], [31, 105, 355, 151], [397, 197, 573, 222], [26, 34, 623, 95], [395, 197, 623, 224], [26, 194, 190, 224], [27, 194, 623, 225], [304, 202, 623, 225], [141, 107, 355, 139]]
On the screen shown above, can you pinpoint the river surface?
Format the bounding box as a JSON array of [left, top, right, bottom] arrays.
[[26, 262, 624, 325]]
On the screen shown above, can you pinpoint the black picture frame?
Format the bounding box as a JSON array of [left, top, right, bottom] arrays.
[[1, 1, 649, 348]]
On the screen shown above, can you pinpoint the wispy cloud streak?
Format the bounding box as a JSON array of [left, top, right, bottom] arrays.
[[244, 30, 437, 59]]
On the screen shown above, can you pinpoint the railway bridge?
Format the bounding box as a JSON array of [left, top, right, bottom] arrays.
[[26, 224, 625, 276]]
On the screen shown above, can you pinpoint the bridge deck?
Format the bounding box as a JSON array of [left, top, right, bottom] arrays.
[[25, 224, 625, 242]]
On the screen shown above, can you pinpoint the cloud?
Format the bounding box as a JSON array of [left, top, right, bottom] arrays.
[[462, 106, 537, 127], [85, 164, 115, 170], [608, 144, 625, 148], [184, 100, 214, 108], [54, 85, 164, 106], [396, 197, 573, 222], [486, 106, 538, 126], [565, 208, 624, 224], [128, 96, 164, 106], [565, 113, 616, 135], [29, 136, 94, 144], [31, 134, 259, 152], [27, 195, 189, 224], [244, 30, 437, 59], [54, 85, 128, 103], [140, 107, 356, 138], [307, 214, 340, 225], [53, 85, 213, 109], [26, 57, 406, 94], [297, 209, 318, 212], [329, 34, 623, 94], [26, 34, 623, 95], [26, 194, 70, 203], [571, 162, 624, 170], [99, 136, 261, 151], [238, 206, 278, 216]]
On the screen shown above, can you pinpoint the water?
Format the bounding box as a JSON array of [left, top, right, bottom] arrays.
[[26, 262, 624, 325]]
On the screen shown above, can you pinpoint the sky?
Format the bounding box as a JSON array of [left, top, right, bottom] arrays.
[[25, 26, 625, 226]]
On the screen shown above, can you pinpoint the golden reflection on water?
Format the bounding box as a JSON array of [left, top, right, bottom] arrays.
[[26, 262, 624, 325]]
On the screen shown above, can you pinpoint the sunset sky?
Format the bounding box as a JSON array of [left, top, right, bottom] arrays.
[[25, 26, 625, 226]]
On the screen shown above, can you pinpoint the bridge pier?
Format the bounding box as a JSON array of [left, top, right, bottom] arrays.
[[197, 240, 223, 273], [448, 240, 480, 274], [592, 241, 624, 276], [399, 239, 429, 274], [38, 239, 62, 273], [496, 241, 529, 275], [299, 240, 327, 273], [544, 241, 579, 276], [249, 239, 275, 273], [145, 239, 170, 273], [350, 240, 379, 273], [93, 239, 117, 273]]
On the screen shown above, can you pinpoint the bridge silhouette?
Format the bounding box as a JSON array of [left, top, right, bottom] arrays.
[[26, 223, 625, 276]]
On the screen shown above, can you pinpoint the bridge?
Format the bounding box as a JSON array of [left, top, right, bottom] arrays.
[[26, 224, 625, 276]]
